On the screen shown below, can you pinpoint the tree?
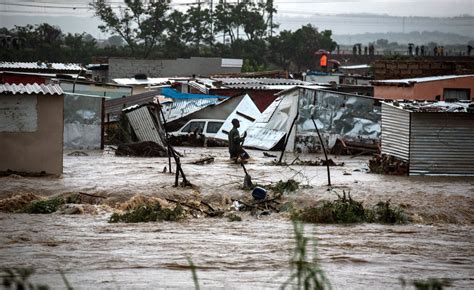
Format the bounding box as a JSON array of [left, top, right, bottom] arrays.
[[163, 10, 190, 58], [107, 35, 124, 47], [187, 5, 214, 53], [290, 25, 337, 71], [90, 0, 170, 58], [213, 2, 237, 45]]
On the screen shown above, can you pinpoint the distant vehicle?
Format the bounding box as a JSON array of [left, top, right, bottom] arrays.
[[170, 119, 225, 139]]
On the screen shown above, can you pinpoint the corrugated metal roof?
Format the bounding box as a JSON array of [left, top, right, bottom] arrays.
[[0, 62, 84, 71], [372, 75, 474, 86], [0, 83, 64, 95]]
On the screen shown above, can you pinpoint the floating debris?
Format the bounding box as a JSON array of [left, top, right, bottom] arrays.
[[369, 154, 408, 175], [115, 141, 168, 157]]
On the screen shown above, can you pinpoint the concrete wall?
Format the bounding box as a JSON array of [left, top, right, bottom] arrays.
[[0, 94, 64, 175], [108, 57, 242, 79], [374, 76, 474, 100]]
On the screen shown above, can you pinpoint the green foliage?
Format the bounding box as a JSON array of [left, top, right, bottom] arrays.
[[109, 203, 184, 223], [300, 191, 365, 224], [299, 191, 407, 224], [281, 220, 331, 290], [227, 213, 242, 222], [2, 267, 50, 290], [90, 0, 169, 58], [2, 1, 337, 71], [271, 180, 300, 194], [24, 196, 64, 214], [400, 277, 451, 290], [366, 200, 408, 224]]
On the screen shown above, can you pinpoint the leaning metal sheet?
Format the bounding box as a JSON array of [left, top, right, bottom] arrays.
[[296, 89, 381, 152], [125, 106, 166, 148], [63, 94, 102, 149]]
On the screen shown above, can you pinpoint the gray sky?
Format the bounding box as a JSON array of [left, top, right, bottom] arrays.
[[1, 0, 473, 17], [1, 0, 473, 37]]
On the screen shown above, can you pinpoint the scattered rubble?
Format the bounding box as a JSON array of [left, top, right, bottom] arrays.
[[369, 154, 408, 175]]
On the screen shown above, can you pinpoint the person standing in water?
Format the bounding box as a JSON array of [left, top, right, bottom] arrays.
[[228, 119, 249, 162]]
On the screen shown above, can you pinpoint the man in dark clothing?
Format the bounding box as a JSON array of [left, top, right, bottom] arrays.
[[228, 119, 249, 161]]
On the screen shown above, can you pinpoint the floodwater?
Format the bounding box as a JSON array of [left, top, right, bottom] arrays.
[[1, 147, 473, 288]]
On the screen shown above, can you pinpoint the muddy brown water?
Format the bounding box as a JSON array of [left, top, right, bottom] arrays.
[[1, 147, 473, 288]]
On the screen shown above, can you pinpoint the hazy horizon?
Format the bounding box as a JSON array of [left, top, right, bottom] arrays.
[[1, 0, 473, 40]]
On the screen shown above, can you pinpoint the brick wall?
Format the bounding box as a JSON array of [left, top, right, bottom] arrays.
[[374, 59, 474, 80]]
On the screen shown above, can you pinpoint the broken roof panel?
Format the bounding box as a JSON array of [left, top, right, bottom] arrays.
[[0, 83, 64, 95], [0, 62, 84, 71], [161, 98, 223, 123], [382, 100, 473, 113]]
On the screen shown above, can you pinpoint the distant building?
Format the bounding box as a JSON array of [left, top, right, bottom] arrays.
[[373, 75, 474, 101], [108, 57, 243, 80], [0, 83, 64, 175]]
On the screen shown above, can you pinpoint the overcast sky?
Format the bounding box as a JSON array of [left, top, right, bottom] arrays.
[[1, 0, 473, 37]]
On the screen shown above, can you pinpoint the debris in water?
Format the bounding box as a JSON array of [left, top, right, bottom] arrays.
[[369, 153, 408, 175], [115, 141, 168, 157], [191, 156, 215, 165], [67, 151, 89, 156], [263, 152, 277, 158]]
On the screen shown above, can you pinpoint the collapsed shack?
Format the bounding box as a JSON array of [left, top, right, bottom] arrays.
[[244, 87, 381, 155], [120, 103, 190, 186]]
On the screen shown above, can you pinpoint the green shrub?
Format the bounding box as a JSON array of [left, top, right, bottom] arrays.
[[24, 196, 64, 214], [109, 203, 184, 223], [300, 191, 365, 224], [227, 213, 242, 222], [300, 192, 407, 224], [366, 200, 408, 224]]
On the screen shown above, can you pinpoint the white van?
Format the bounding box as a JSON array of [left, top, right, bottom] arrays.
[[170, 119, 225, 139]]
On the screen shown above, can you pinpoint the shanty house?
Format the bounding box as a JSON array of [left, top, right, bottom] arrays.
[[373, 75, 474, 101], [0, 83, 64, 175], [381, 101, 474, 176]]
